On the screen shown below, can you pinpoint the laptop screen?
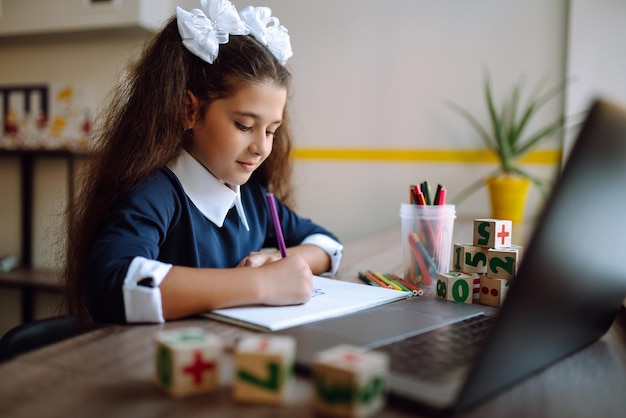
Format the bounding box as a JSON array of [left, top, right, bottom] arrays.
[[457, 98, 626, 410]]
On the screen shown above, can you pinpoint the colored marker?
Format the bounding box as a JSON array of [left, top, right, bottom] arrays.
[[380, 273, 414, 295], [358, 271, 379, 287], [371, 271, 404, 292], [407, 233, 433, 286], [266, 192, 287, 258], [359, 271, 389, 289], [413, 233, 438, 277], [433, 184, 443, 205], [437, 186, 447, 205], [415, 186, 427, 206], [390, 273, 425, 297], [421, 181, 431, 205], [363, 271, 393, 289]]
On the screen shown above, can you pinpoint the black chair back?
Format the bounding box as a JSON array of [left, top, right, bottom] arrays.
[[0, 316, 94, 362]]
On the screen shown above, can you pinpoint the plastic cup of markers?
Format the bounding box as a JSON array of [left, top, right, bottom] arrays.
[[400, 204, 456, 288]]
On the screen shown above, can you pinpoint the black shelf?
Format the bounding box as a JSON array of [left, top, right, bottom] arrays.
[[0, 149, 85, 322]]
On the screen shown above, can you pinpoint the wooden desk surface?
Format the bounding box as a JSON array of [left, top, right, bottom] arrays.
[[2, 223, 626, 417]]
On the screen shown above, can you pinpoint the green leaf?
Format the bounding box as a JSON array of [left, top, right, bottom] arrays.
[[515, 116, 565, 157], [509, 166, 552, 198], [506, 77, 525, 146], [509, 102, 537, 151], [485, 76, 512, 171], [449, 167, 502, 205], [446, 70, 568, 206], [446, 101, 497, 149]]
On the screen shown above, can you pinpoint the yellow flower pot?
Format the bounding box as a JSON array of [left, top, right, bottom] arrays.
[[486, 176, 531, 223]]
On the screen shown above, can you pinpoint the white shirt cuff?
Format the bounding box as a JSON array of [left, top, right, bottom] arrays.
[[301, 233, 343, 276], [122, 256, 172, 323]]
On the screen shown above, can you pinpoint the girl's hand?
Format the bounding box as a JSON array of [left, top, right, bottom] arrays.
[[237, 250, 282, 268], [257, 255, 313, 306]]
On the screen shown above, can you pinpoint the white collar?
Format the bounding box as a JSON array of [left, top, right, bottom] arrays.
[[166, 150, 250, 231]]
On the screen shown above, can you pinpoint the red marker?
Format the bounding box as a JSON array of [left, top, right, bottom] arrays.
[[437, 187, 447, 205]]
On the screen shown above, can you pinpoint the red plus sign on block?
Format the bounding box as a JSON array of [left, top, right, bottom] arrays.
[[497, 223, 511, 245], [258, 337, 271, 351], [342, 351, 362, 363], [183, 351, 216, 385]]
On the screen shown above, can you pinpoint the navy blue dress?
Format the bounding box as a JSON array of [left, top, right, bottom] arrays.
[[84, 167, 340, 323]]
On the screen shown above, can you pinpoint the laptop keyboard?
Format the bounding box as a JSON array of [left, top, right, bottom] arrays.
[[377, 314, 495, 381]]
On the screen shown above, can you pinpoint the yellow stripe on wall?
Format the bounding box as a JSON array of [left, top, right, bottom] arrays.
[[293, 148, 561, 165]]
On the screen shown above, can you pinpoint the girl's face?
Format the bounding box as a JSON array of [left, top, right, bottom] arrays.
[[186, 82, 287, 187]]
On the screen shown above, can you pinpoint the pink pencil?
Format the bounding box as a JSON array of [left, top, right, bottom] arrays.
[[266, 192, 288, 257]]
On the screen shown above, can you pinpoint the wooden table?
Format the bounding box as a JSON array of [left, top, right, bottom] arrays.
[[1, 224, 626, 417]]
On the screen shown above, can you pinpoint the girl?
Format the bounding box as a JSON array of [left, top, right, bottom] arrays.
[[63, 0, 343, 324]]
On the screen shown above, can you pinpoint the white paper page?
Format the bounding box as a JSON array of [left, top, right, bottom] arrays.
[[203, 276, 409, 331]]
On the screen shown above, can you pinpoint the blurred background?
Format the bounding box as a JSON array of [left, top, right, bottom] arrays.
[[1, 0, 625, 334]]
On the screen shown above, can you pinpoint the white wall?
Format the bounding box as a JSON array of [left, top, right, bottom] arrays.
[[565, 0, 626, 160], [244, 0, 569, 243]]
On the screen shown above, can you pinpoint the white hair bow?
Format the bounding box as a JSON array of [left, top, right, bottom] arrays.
[[176, 0, 248, 64], [239, 6, 293, 65]]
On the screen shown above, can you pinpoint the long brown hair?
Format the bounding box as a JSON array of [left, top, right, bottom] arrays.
[[63, 17, 294, 322]]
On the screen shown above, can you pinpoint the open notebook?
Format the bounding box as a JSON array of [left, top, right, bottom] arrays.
[[203, 275, 408, 331]]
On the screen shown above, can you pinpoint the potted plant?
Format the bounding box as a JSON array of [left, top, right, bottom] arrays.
[[447, 71, 568, 223]]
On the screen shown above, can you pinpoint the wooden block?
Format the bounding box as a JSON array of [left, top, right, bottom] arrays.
[[510, 244, 524, 261], [154, 327, 222, 398], [313, 344, 389, 418], [453, 243, 488, 273], [469, 273, 482, 303], [233, 335, 296, 405], [436, 272, 474, 304], [473, 219, 513, 249], [479, 276, 511, 307], [435, 273, 449, 300], [487, 248, 520, 279]]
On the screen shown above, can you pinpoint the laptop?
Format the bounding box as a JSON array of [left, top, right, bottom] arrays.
[[275, 98, 626, 414]]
